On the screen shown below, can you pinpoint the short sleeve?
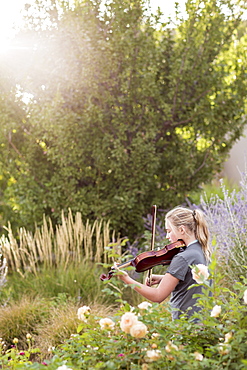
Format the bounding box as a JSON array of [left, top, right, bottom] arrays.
[[166, 254, 189, 281]]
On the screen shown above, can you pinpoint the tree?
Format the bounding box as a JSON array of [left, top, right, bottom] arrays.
[[0, 0, 246, 238]]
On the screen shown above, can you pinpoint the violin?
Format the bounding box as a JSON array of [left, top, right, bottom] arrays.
[[100, 239, 185, 281]]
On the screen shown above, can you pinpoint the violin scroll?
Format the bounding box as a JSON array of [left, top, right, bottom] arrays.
[[100, 271, 114, 281]]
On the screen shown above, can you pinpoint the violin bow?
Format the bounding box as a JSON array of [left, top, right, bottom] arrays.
[[147, 204, 157, 285]]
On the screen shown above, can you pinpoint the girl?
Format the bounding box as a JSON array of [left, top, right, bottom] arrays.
[[116, 206, 211, 320]]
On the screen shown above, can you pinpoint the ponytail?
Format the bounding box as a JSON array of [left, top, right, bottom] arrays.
[[193, 209, 211, 261]]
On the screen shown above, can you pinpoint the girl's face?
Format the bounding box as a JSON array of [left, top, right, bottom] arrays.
[[165, 219, 183, 243]]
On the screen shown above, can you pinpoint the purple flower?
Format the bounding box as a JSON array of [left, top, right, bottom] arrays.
[[199, 174, 247, 281]]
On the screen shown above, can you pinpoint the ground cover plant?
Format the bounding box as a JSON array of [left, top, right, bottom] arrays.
[[0, 296, 51, 350]]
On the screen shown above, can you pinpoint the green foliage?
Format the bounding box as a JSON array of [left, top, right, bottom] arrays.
[[1, 258, 246, 369], [1, 263, 110, 305], [0, 0, 247, 237], [0, 296, 116, 367]]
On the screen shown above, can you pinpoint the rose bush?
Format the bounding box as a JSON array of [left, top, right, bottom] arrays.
[[1, 258, 247, 369]]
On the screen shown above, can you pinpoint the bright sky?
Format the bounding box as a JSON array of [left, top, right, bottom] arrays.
[[0, 0, 186, 52]]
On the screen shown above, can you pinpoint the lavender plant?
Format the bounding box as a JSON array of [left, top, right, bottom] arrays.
[[200, 172, 247, 284]]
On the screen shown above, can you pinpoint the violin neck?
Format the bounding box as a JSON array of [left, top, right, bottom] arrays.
[[113, 260, 132, 270]]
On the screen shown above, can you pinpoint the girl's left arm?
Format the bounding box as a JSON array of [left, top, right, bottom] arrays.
[[118, 271, 179, 303]]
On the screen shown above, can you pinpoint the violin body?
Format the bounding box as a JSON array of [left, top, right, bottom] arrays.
[[100, 239, 185, 281]]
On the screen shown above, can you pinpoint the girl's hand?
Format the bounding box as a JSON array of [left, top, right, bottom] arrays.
[[145, 274, 163, 287], [113, 262, 129, 281]]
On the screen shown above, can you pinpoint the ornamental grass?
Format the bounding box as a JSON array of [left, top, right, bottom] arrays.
[[0, 296, 50, 350], [0, 209, 121, 276]]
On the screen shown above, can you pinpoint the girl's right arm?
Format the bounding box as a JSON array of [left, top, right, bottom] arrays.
[[145, 274, 164, 287]]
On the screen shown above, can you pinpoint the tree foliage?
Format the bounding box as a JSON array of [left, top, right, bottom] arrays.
[[0, 0, 247, 237]]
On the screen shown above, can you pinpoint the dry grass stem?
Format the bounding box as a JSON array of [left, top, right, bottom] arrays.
[[0, 209, 120, 275]]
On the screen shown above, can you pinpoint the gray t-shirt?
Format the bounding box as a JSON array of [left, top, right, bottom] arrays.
[[166, 241, 207, 320]]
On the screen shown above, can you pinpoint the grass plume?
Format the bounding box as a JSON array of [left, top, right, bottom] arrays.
[[0, 208, 121, 276]]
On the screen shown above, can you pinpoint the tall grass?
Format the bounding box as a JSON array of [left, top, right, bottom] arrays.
[[0, 209, 121, 276]]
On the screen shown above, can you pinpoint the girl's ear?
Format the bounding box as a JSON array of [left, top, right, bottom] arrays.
[[179, 225, 186, 235]]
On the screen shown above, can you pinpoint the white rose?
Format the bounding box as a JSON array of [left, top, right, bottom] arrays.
[[210, 305, 221, 318], [78, 305, 91, 314], [56, 365, 73, 370], [120, 312, 139, 334], [146, 349, 162, 361], [165, 341, 178, 353], [224, 332, 233, 343], [243, 289, 247, 304], [130, 321, 148, 338], [151, 333, 160, 339], [194, 351, 203, 361], [191, 264, 209, 284], [218, 343, 230, 355], [138, 301, 152, 310], [77, 306, 91, 321], [99, 318, 115, 330]]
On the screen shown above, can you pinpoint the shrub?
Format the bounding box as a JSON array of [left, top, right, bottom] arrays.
[[52, 260, 247, 370]]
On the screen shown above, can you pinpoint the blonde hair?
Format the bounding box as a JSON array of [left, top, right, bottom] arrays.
[[165, 206, 211, 261]]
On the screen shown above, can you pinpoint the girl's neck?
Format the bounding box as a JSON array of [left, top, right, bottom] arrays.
[[183, 234, 197, 246]]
